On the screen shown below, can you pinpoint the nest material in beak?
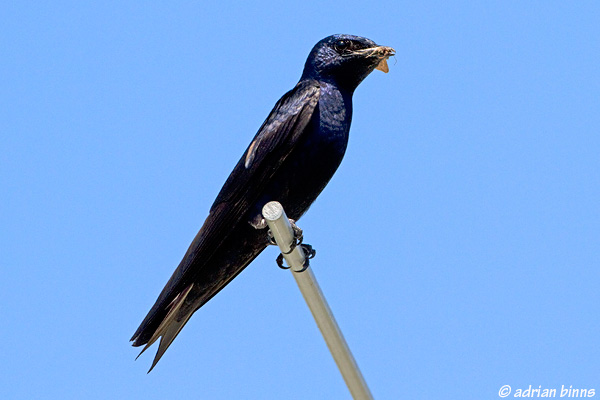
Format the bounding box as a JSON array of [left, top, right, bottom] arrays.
[[375, 58, 390, 73], [374, 46, 395, 73]]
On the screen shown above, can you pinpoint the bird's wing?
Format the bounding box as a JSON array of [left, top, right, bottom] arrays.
[[131, 80, 320, 363], [212, 79, 321, 207]]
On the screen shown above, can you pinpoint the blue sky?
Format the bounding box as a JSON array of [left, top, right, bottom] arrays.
[[2, 1, 599, 399]]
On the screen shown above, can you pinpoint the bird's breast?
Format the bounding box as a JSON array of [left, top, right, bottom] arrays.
[[318, 85, 353, 141], [270, 84, 353, 219]]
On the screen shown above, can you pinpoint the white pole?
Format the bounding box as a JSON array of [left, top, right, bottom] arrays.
[[262, 201, 374, 400]]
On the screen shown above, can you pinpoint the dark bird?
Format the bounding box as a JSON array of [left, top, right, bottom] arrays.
[[131, 34, 395, 371]]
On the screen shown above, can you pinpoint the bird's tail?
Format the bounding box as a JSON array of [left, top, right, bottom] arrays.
[[134, 283, 196, 372]]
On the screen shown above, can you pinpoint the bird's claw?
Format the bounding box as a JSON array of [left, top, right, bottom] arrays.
[[295, 244, 316, 272], [269, 219, 315, 272], [301, 243, 316, 260], [289, 220, 304, 246], [275, 253, 288, 269], [267, 219, 303, 249], [275, 244, 316, 272]]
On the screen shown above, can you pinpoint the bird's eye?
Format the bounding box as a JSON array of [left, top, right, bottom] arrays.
[[334, 39, 352, 53]]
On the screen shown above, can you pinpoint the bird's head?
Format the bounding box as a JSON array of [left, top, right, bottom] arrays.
[[301, 34, 395, 92]]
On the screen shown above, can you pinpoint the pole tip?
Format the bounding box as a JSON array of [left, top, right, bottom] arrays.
[[262, 201, 284, 221]]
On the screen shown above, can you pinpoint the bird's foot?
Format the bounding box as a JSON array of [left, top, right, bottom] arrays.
[[249, 215, 268, 230], [297, 243, 316, 272], [269, 219, 316, 272], [289, 219, 304, 247], [267, 219, 303, 246], [275, 253, 287, 269], [275, 244, 316, 272]]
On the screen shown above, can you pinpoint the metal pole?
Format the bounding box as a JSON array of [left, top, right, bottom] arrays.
[[262, 201, 373, 400]]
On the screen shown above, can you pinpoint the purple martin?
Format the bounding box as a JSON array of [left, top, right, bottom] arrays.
[[131, 34, 395, 371]]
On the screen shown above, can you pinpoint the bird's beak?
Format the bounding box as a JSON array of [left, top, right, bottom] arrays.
[[350, 45, 396, 73], [372, 46, 395, 73]]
